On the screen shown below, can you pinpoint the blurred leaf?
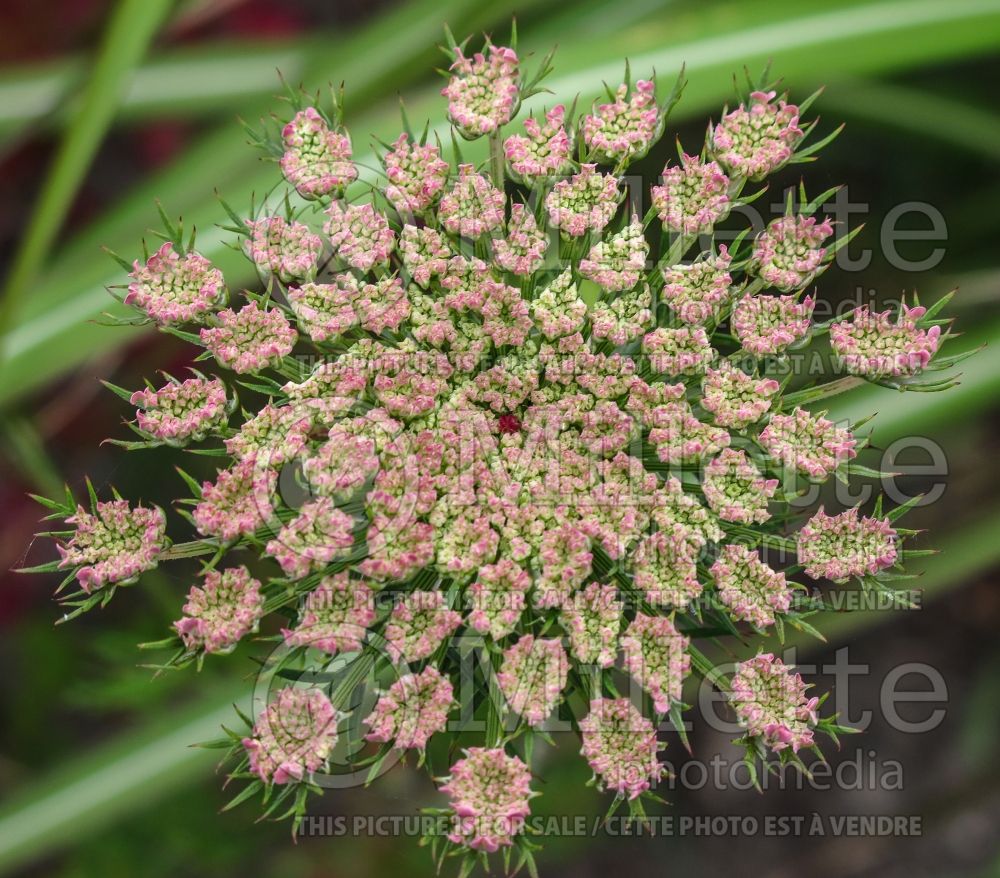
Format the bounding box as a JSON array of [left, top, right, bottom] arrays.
[[0, 0, 174, 335]]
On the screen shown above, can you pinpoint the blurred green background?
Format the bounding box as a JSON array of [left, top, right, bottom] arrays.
[[1, 0, 1000, 875]]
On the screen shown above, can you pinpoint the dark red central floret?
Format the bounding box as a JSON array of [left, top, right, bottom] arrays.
[[498, 414, 522, 434]]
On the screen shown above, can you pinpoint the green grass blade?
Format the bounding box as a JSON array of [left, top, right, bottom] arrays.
[[0, 0, 173, 339]]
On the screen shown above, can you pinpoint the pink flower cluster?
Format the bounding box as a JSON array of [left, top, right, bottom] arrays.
[[648, 400, 730, 465], [579, 219, 648, 291], [466, 559, 530, 640], [642, 326, 716, 375], [797, 506, 898, 581], [175, 566, 263, 653], [365, 665, 454, 750], [661, 248, 733, 324], [280, 107, 357, 200], [58, 500, 167, 593], [384, 590, 462, 662], [731, 293, 814, 355], [712, 90, 803, 180], [324, 202, 396, 272], [493, 203, 548, 275], [545, 164, 620, 237], [243, 687, 338, 784], [504, 105, 573, 181], [442, 44, 519, 138], [438, 165, 505, 238], [131, 375, 228, 444], [702, 448, 778, 524], [700, 362, 779, 428], [125, 242, 225, 324], [439, 747, 533, 852], [759, 408, 857, 481], [729, 654, 818, 753], [193, 459, 276, 542], [622, 613, 691, 713], [383, 133, 450, 214], [266, 498, 355, 579], [651, 154, 730, 235], [282, 573, 376, 654], [244, 217, 322, 282], [580, 698, 664, 799], [631, 530, 701, 607], [582, 80, 661, 163], [200, 303, 297, 373], [711, 545, 791, 628], [751, 214, 833, 292], [560, 582, 622, 667], [497, 635, 568, 726], [831, 303, 941, 378]]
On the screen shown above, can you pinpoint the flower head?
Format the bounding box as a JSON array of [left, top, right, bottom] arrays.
[[661, 248, 733, 325], [466, 559, 531, 640], [751, 214, 833, 292], [131, 375, 228, 444], [439, 748, 533, 852], [700, 362, 779, 428], [712, 90, 803, 180], [759, 408, 856, 481], [266, 497, 355, 579], [580, 698, 664, 799], [559, 582, 622, 668], [582, 80, 661, 163], [175, 566, 263, 653], [384, 589, 462, 662], [193, 459, 275, 541], [497, 636, 569, 726], [632, 529, 702, 607], [244, 216, 322, 282], [280, 107, 357, 199], [579, 219, 648, 291], [504, 105, 573, 181], [831, 303, 941, 378], [438, 165, 505, 238], [493, 203, 548, 275], [383, 133, 450, 214], [282, 573, 376, 654], [651, 153, 730, 235], [365, 666, 454, 750], [797, 506, 897, 581], [442, 44, 519, 138], [126, 242, 225, 324], [702, 448, 778, 524], [58, 500, 167, 593], [732, 293, 814, 356], [200, 302, 297, 373], [622, 612, 691, 713], [324, 202, 395, 272], [730, 654, 818, 752], [243, 687, 338, 784], [545, 164, 620, 237], [711, 545, 791, 628]]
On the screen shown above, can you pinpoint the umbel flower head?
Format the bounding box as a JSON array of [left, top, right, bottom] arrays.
[[125, 242, 226, 324], [280, 106, 357, 200], [365, 665, 454, 751], [243, 687, 338, 784], [57, 499, 167, 593], [580, 698, 665, 799], [729, 654, 818, 753], [831, 301, 942, 378], [33, 27, 962, 872], [439, 748, 534, 852], [797, 506, 898, 581], [174, 566, 263, 654]]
